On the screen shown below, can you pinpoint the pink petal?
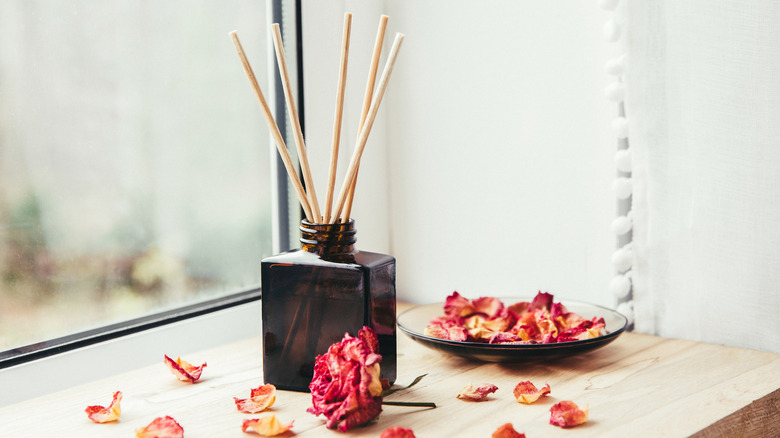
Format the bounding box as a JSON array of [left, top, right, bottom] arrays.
[[235, 384, 277, 413], [164, 354, 206, 383], [549, 400, 589, 428], [241, 415, 293, 436], [381, 426, 417, 438], [85, 391, 122, 423], [492, 423, 527, 438], [135, 416, 183, 438], [456, 383, 499, 401], [513, 381, 551, 404]]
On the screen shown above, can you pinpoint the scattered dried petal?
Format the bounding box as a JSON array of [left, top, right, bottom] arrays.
[[456, 383, 499, 401], [235, 384, 277, 413], [380, 426, 417, 438], [85, 391, 122, 423], [164, 354, 207, 383], [135, 416, 184, 438], [492, 423, 527, 438], [242, 415, 293, 436], [513, 381, 551, 404], [549, 400, 589, 428]]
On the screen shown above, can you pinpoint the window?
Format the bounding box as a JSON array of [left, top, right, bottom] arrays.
[[0, 0, 301, 365]]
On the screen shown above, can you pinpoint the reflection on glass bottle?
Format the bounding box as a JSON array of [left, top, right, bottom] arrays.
[[261, 219, 396, 392]]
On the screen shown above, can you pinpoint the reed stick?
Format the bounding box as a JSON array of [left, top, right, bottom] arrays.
[[329, 32, 405, 223], [271, 24, 322, 221], [229, 31, 314, 221], [324, 13, 352, 222], [340, 15, 388, 223]]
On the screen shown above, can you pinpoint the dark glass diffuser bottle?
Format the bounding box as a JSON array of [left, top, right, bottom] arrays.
[[261, 219, 396, 392]]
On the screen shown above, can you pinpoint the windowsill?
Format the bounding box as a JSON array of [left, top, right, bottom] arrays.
[[2, 302, 779, 436]]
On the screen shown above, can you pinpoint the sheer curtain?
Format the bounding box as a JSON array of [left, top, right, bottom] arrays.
[[625, 1, 780, 352]]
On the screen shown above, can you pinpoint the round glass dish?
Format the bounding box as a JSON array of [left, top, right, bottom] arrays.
[[397, 298, 628, 362]]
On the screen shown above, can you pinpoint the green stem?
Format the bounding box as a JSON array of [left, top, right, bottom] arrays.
[[381, 401, 436, 408]]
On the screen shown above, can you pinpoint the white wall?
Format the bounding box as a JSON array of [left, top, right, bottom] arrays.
[[302, 1, 618, 307]]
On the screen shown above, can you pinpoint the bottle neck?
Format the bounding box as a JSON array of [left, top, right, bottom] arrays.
[[300, 219, 357, 256]]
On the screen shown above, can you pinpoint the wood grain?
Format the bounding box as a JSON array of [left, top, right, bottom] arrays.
[[1, 303, 779, 437]]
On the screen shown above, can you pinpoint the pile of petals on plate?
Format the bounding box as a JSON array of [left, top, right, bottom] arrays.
[[423, 291, 606, 344]]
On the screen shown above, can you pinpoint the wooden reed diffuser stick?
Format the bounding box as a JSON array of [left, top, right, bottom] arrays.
[[324, 13, 352, 222], [340, 15, 388, 223], [330, 32, 405, 224], [229, 31, 314, 221], [271, 24, 322, 222]]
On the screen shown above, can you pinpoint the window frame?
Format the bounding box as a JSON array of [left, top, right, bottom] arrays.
[[0, 0, 303, 372]]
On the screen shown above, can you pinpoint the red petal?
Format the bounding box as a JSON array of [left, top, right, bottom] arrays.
[[135, 416, 184, 438], [164, 354, 206, 383], [492, 423, 527, 438], [380, 426, 417, 438], [549, 400, 589, 427], [241, 415, 293, 436], [85, 391, 122, 423], [513, 381, 551, 404], [456, 383, 499, 401], [235, 384, 277, 413]]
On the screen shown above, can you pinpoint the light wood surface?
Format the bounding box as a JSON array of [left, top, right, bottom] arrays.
[[2, 303, 779, 437]]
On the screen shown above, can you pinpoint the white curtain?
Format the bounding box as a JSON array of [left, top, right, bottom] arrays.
[[626, 1, 780, 352]]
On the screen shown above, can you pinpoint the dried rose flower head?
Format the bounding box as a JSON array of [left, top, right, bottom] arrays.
[[307, 327, 384, 432]]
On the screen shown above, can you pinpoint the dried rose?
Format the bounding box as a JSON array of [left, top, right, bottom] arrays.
[[380, 426, 416, 438], [164, 354, 206, 383], [491, 423, 526, 438], [549, 400, 588, 428], [307, 327, 384, 432], [241, 415, 293, 436], [235, 384, 277, 413], [135, 416, 184, 438], [456, 383, 498, 401], [85, 390, 122, 423], [513, 380, 551, 404]]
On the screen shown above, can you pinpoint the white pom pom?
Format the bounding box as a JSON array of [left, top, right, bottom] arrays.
[[612, 117, 629, 138], [616, 301, 634, 325], [604, 19, 621, 42], [605, 55, 625, 76], [612, 177, 633, 199], [612, 247, 633, 272], [599, 0, 620, 11], [614, 149, 632, 173], [605, 82, 626, 102], [610, 274, 631, 299], [611, 215, 633, 235]]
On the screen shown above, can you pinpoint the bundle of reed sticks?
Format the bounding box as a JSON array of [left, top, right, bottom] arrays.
[[230, 13, 404, 224]]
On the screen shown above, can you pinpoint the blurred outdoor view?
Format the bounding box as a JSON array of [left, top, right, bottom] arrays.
[[0, 1, 276, 351]]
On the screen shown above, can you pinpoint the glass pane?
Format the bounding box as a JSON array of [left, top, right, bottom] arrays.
[[0, 1, 273, 351]]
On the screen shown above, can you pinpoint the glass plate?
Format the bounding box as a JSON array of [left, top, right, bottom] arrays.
[[397, 298, 628, 362]]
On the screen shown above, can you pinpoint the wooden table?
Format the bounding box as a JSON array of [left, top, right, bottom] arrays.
[[2, 304, 779, 437]]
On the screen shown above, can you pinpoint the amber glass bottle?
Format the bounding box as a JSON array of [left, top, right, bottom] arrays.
[[260, 219, 396, 392]]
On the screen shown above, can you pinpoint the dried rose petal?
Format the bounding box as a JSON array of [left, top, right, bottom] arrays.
[[241, 415, 293, 436], [549, 400, 589, 428], [235, 384, 277, 413], [85, 391, 122, 423], [135, 416, 184, 438], [513, 380, 551, 404], [164, 354, 206, 383], [380, 426, 417, 438], [456, 383, 499, 401], [492, 423, 526, 438], [308, 327, 384, 432]]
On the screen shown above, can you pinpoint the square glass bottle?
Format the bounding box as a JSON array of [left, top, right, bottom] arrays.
[[261, 219, 396, 392]]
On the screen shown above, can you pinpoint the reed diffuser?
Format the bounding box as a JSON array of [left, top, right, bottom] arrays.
[[231, 14, 404, 391]]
